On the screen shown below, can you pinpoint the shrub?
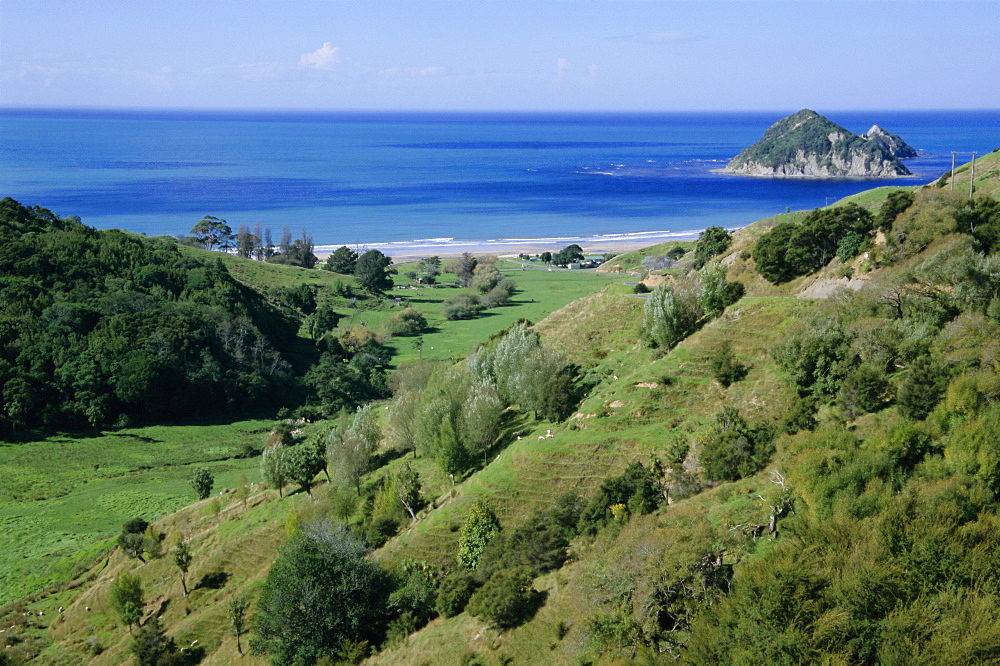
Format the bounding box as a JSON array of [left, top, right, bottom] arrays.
[[122, 517, 149, 535], [250, 525, 392, 664], [838, 364, 892, 418], [466, 566, 541, 630], [709, 341, 748, 387], [692, 226, 732, 269], [836, 231, 867, 262], [436, 569, 477, 618], [699, 407, 775, 482], [578, 463, 663, 534], [698, 266, 744, 318], [442, 293, 483, 320]]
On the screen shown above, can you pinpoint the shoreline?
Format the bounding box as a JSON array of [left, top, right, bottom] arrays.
[[313, 230, 704, 263]]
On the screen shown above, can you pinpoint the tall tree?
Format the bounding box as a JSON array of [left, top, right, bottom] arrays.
[[190, 468, 214, 500], [228, 593, 251, 656], [173, 541, 192, 596], [261, 445, 289, 498], [286, 444, 325, 497], [109, 572, 144, 634], [325, 246, 359, 274], [190, 215, 233, 251], [391, 463, 421, 522], [642, 283, 703, 349], [456, 252, 477, 287], [354, 249, 394, 294], [692, 226, 732, 269]]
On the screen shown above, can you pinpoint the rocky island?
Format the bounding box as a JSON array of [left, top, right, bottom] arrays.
[[721, 109, 918, 178]]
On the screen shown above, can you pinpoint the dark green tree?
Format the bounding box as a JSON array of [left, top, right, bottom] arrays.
[[876, 189, 915, 232], [466, 566, 540, 630], [709, 341, 748, 388], [324, 246, 359, 274], [354, 249, 394, 294], [436, 569, 477, 618], [190, 468, 214, 500], [553, 244, 585, 265], [897, 357, 947, 420], [250, 526, 391, 664], [131, 616, 179, 666], [692, 226, 732, 269]]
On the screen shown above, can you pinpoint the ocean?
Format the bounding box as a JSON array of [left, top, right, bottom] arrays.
[[1, 109, 997, 254]]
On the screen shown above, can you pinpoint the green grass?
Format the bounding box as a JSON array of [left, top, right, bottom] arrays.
[[0, 419, 270, 607], [384, 259, 623, 362]]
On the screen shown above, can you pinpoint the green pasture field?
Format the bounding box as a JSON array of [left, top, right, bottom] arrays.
[[376, 259, 624, 362], [0, 420, 270, 607]]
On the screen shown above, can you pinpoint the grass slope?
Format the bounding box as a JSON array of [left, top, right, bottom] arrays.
[[0, 420, 270, 608]]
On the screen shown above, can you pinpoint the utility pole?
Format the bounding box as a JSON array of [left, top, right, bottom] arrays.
[[970, 152, 978, 197], [949, 151, 978, 196]]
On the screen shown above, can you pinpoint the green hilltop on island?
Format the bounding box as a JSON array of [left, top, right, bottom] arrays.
[[3, 149, 1000, 664], [722, 108, 919, 178]]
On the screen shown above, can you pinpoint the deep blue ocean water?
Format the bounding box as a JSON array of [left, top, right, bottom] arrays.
[[1, 109, 997, 253]]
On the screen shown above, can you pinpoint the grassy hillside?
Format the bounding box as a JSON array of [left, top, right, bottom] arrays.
[[5, 151, 1000, 665]]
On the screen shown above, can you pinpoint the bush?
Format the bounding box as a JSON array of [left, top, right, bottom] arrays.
[[442, 293, 483, 320], [250, 525, 392, 664], [122, 517, 149, 535], [897, 359, 946, 421], [436, 570, 477, 618], [838, 364, 892, 418], [466, 566, 541, 630], [642, 283, 702, 349], [709, 341, 747, 387], [692, 226, 733, 269], [578, 462, 663, 535], [699, 407, 775, 482]]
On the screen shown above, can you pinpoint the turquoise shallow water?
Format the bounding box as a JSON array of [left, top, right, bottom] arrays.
[[1, 109, 997, 251]]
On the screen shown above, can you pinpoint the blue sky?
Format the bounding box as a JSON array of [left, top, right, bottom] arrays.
[[2, 0, 997, 111]]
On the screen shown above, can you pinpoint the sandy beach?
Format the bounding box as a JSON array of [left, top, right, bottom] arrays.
[[313, 231, 701, 263]]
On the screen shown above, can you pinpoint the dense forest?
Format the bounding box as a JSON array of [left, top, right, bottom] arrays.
[[0, 198, 304, 433]]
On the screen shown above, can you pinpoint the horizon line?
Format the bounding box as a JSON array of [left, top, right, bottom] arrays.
[[3, 105, 998, 116]]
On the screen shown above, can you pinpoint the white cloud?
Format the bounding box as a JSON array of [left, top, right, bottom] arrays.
[[618, 31, 704, 44], [299, 42, 341, 70], [587, 63, 598, 79], [555, 57, 570, 80]]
